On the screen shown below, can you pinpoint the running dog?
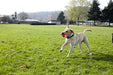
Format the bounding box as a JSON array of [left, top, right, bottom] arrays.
[[60, 25, 92, 57]]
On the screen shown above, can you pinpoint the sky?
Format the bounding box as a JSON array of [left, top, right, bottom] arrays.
[[0, 0, 110, 15]]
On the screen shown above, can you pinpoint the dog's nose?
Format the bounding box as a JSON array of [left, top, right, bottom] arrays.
[[60, 32, 64, 35]]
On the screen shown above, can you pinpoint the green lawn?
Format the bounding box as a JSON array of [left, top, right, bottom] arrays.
[[0, 24, 113, 75]]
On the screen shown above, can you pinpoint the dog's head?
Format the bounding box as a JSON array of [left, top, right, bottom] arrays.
[[60, 25, 74, 38]]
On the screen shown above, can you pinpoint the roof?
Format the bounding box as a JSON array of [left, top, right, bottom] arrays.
[[25, 19, 40, 22]]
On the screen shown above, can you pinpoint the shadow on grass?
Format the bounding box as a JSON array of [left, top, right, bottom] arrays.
[[92, 53, 113, 62], [81, 52, 113, 62]]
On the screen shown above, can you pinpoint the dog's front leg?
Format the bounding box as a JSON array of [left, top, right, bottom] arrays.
[[67, 44, 74, 57], [60, 42, 68, 52]]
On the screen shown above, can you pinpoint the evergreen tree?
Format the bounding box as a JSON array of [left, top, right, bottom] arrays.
[[101, 0, 113, 26], [88, 0, 101, 26], [107, 0, 113, 26], [101, 7, 109, 24], [101, 3, 108, 23], [15, 12, 17, 20], [57, 11, 65, 24]]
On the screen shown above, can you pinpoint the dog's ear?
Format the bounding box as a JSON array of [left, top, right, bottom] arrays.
[[70, 30, 74, 33]]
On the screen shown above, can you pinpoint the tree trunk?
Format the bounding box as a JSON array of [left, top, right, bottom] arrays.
[[94, 20, 96, 26], [109, 22, 110, 26], [77, 17, 79, 26]]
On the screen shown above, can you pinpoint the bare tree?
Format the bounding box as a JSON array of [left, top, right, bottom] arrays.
[[18, 12, 29, 21], [65, 0, 90, 25]]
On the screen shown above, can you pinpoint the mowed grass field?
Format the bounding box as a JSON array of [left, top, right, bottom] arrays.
[[0, 24, 113, 75]]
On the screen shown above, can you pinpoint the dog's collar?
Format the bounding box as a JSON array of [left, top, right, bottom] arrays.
[[67, 33, 74, 39]]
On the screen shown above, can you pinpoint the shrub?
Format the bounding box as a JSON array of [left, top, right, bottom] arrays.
[[30, 22, 56, 25]]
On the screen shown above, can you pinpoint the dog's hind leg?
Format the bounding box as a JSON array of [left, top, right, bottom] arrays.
[[84, 38, 91, 53]]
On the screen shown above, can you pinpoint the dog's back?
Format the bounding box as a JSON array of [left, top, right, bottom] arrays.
[[75, 29, 91, 43]]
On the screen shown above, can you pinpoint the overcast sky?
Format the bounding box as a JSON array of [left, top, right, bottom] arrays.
[[0, 0, 110, 15]]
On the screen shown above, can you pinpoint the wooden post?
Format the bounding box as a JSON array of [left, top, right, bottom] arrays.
[[112, 33, 113, 43]]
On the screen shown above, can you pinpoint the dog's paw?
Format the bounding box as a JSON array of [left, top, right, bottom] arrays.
[[59, 50, 63, 52], [87, 53, 93, 56]]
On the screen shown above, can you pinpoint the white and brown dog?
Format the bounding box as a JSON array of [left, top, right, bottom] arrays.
[[60, 25, 92, 57]]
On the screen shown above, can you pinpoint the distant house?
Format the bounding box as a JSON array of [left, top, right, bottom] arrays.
[[84, 20, 94, 25], [48, 20, 61, 25], [24, 19, 40, 22]]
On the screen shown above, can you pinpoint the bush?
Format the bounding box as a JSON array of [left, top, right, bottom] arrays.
[[30, 22, 56, 25], [18, 21, 39, 24]]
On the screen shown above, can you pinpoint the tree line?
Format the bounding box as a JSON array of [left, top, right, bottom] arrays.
[[0, 12, 29, 24], [64, 0, 113, 26], [1, 0, 113, 26]]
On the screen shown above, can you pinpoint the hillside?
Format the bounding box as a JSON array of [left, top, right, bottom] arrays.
[[28, 11, 61, 22]]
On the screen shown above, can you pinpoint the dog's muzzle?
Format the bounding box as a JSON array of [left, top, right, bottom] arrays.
[[60, 32, 66, 37], [60, 32, 64, 35]]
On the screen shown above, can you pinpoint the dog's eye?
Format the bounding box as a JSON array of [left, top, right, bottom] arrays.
[[66, 31, 68, 32]]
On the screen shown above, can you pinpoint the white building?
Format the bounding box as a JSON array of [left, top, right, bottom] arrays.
[[48, 20, 61, 25], [24, 19, 40, 22]]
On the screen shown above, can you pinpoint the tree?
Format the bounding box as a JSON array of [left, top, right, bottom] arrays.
[[1, 16, 12, 23], [101, 0, 113, 26], [50, 12, 59, 20], [57, 11, 65, 24], [101, 7, 109, 23], [12, 12, 17, 21], [14, 12, 17, 20], [65, 0, 90, 25], [87, 0, 101, 26], [18, 12, 29, 21]]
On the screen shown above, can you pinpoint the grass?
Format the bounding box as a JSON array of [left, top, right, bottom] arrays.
[[0, 24, 113, 75]]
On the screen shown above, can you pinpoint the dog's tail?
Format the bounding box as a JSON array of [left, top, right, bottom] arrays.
[[83, 29, 92, 33]]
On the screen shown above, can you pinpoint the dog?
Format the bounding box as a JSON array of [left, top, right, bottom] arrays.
[[60, 25, 92, 57]]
